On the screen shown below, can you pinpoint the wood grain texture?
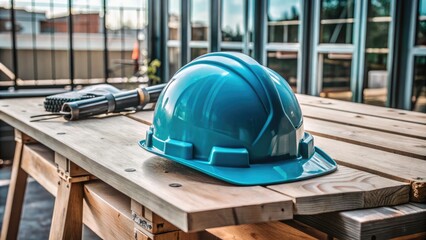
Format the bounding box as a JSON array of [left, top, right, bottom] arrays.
[[296, 94, 426, 125], [129, 111, 410, 214], [0, 140, 28, 240], [0, 98, 293, 232], [300, 104, 426, 139], [304, 117, 426, 160], [206, 221, 326, 240], [313, 136, 426, 202], [83, 181, 134, 240], [21, 143, 57, 195], [268, 166, 409, 214], [49, 179, 84, 240], [296, 203, 426, 240]]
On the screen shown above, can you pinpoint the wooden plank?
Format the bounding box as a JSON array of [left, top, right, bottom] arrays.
[[296, 94, 426, 125], [127, 111, 410, 215], [0, 98, 293, 232], [83, 181, 134, 240], [206, 221, 328, 240], [304, 117, 426, 160], [296, 203, 426, 240], [313, 135, 426, 202], [0, 140, 28, 240], [268, 166, 409, 214], [21, 143, 58, 195], [49, 179, 84, 240], [300, 104, 426, 139]]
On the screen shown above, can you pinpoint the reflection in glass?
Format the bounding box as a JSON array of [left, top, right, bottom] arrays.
[[417, 0, 426, 46], [412, 56, 426, 112], [320, 0, 354, 44], [363, 53, 388, 106], [266, 51, 298, 91], [320, 53, 352, 101], [168, 47, 180, 80], [363, 0, 390, 106], [191, 48, 207, 60], [222, 0, 243, 42], [191, 0, 209, 41], [168, 0, 180, 40], [267, 0, 299, 43]]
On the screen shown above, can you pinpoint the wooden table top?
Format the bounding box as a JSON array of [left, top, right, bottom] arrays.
[[0, 95, 424, 232]]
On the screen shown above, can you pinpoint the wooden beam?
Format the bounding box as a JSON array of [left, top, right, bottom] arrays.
[[267, 166, 409, 214], [296, 203, 426, 239], [303, 117, 426, 160], [83, 181, 134, 240], [296, 94, 426, 124], [0, 137, 28, 240], [313, 136, 426, 202], [21, 144, 57, 195], [300, 104, 426, 139], [49, 179, 84, 240]]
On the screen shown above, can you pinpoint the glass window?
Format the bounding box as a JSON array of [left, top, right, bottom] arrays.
[[320, 53, 353, 101], [412, 56, 426, 112], [362, 0, 391, 107], [191, 48, 207, 60], [168, 47, 180, 79], [168, 0, 180, 40], [222, 0, 243, 42], [320, 0, 354, 44], [191, 0, 209, 41], [267, 0, 300, 43], [417, 0, 426, 46], [267, 51, 298, 91], [0, 3, 13, 87]]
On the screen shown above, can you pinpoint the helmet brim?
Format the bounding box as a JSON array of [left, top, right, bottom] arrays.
[[139, 140, 337, 186]]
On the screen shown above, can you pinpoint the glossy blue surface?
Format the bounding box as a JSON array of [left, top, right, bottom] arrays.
[[140, 52, 337, 185]]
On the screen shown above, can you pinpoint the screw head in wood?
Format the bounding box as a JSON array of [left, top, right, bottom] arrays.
[[125, 168, 136, 172], [169, 183, 182, 187]]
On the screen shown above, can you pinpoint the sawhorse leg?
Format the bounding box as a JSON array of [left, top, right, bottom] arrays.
[[49, 152, 92, 240], [0, 130, 34, 240]]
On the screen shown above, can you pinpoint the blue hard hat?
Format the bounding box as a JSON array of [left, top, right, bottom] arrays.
[[140, 52, 337, 185]]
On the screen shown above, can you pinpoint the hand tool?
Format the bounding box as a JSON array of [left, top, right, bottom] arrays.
[[31, 83, 166, 121]]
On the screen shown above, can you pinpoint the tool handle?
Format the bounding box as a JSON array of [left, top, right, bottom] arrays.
[[61, 83, 167, 120]]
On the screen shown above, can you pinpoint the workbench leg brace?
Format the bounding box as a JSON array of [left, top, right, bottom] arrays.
[[0, 130, 93, 240], [49, 153, 92, 240], [0, 130, 32, 240]]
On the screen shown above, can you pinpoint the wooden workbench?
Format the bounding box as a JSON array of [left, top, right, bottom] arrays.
[[0, 95, 425, 240]]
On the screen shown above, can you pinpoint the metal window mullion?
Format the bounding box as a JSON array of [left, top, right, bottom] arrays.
[[298, 0, 312, 94], [402, 0, 418, 110], [389, 0, 417, 110], [10, 0, 18, 88], [68, 0, 74, 90], [242, 0, 249, 54], [160, 0, 169, 82], [180, 0, 190, 65], [308, 0, 321, 96], [385, 0, 396, 107], [31, 0, 38, 82], [351, 0, 367, 103], [209, 0, 220, 52], [253, 0, 266, 65], [102, 0, 109, 82]]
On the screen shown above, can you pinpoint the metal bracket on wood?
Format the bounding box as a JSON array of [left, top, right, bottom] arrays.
[[132, 211, 154, 231]]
